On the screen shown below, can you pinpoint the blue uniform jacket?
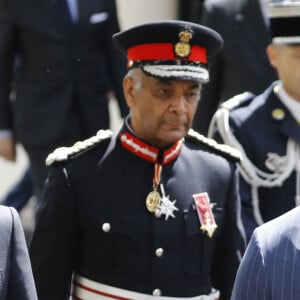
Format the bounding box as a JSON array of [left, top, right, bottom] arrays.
[[29, 125, 246, 300], [223, 82, 300, 239]]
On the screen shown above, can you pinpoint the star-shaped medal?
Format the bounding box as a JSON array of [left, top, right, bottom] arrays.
[[156, 184, 179, 220]]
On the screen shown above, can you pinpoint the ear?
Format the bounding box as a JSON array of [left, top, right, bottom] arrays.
[[123, 76, 136, 108], [266, 45, 278, 69]]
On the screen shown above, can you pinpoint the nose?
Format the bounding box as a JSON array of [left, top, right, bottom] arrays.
[[169, 94, 187, 113]]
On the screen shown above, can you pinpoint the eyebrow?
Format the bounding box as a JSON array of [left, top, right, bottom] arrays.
[[189, 83, 201, 90]]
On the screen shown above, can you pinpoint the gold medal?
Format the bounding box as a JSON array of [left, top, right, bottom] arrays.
[[146, 190, 162, 213], [146, 164, 163, 213]]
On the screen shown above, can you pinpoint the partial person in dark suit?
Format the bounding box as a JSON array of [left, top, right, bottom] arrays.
[[209, 0, 300, 240], [193, 0, 277, 135], [0, 205, 37, 299], [231, 205, 300, 300], [0, 0, 127, 201], [29, 20, 246, 300]]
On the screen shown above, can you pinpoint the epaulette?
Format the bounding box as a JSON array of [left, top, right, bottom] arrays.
[[220, 91, 255, 111], [46, 129, 113, 166], [186, 129, 242, 162]]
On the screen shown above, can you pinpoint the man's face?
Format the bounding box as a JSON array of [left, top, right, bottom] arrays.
[[123, 69, 201, 147], [267, 44, 300, 101]]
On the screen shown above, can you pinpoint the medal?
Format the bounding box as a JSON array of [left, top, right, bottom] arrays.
[[193, 192, 218, 238], [155, 184, 179, 220], [146, 163, 162, 213], [146, 190, 161, 213], [120, 131, 183, 217]]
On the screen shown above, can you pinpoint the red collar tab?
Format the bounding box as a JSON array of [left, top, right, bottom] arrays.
[[127, 43, 207, 65], [120, 132, 182, 165]]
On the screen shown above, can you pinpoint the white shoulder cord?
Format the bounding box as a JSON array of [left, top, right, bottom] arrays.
[[208, 107, 299, 225]]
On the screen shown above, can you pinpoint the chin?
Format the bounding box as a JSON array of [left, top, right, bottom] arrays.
[[161, 130, 186, 144]]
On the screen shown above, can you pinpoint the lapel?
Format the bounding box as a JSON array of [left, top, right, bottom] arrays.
[[235, 0, 270, 62], [266, 86, 300, 144]]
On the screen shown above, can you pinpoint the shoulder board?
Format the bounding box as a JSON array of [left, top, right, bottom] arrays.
[[186, 129, 242, 162], [220, 91, 255, 111], [46, 129, 113, 166]]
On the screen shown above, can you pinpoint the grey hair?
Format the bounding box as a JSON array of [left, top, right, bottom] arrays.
[[126, 68, 143, 92]]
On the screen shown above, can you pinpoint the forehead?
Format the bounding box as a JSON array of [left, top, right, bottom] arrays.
[[277, 44, 300, 53]]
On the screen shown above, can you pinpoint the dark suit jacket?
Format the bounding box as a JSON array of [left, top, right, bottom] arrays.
[[0, 205, 37, 300], [231, 206, 300, 300], [193, 0, 277, 134], [0, 0, 127, 147]]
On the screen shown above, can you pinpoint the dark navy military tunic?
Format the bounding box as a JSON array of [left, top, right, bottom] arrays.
[[223, 82, 300, 239], [29, 124, 245, 300]]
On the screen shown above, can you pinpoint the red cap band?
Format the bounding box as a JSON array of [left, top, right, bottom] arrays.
[[127, 43, 207, 64]]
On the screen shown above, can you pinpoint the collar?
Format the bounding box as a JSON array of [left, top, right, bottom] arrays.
[[275, 82, 300, 124], [120, 118, 183, 165]]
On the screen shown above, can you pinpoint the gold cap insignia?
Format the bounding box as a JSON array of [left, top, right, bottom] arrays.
[[272, 108, 285, 120], [174, 28, 193, 58]]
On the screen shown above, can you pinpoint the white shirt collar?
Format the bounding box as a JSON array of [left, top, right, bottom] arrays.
[[276, 81, 300, 123]]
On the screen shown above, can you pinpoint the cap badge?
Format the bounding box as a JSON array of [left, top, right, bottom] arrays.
[[272, 108, 285, 120], [174, 28, 193, 58]]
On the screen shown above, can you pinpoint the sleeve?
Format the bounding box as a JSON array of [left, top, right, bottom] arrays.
[[0, 0, 17, 130], [192, 1, 223, 135], [103, 0, 128, 117], [29, 165, 79, 300], [211, 166, 246, 300], [231, 229, 269, 300], [6, 207, 38, 300]]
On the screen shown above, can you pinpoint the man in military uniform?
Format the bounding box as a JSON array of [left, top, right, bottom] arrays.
[[209, 0, 300, 241], [29, 20, 246, 300]]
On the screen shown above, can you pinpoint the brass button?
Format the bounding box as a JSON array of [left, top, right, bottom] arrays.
[[272, 108, 285, 120]]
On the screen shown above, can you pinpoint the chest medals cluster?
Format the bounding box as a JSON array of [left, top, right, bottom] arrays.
[[120, 131, 217, 237], [120, 132, 181, 220]]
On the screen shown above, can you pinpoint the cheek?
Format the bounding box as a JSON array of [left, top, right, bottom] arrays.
[[188, 105, 198, 120]]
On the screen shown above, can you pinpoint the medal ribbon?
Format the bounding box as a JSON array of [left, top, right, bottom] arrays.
[[153, 163, 162, 190]]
